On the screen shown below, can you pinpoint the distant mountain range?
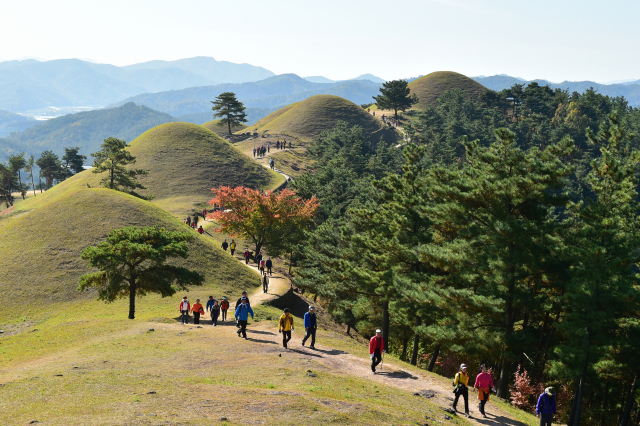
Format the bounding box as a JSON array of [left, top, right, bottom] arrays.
[[473, 75, 640, 106], [0, 57, 274, 112], [303, 74, 386, 84], [109, 73, 382, 117]]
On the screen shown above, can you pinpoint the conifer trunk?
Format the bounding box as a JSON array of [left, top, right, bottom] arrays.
[[600, 380, 609, 426], [427, 343, 440, 372], [410, 316, 421, 366], [497, 286, 515, 398], [128, 280, 136, 320], [620, 375, 639, 426], [571, 344, 590, 426], [382, 299, 389, 352], [31, 173, 36, 196]]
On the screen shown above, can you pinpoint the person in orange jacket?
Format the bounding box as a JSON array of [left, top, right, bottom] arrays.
[[191, 298, 204, 324], [179, 296, 190, 324], [369, 329, 385, 373]]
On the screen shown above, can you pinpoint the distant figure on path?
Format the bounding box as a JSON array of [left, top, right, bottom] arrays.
[[230, 239, 236, 255], [206, 296, 215, 315], [265, 257, 273, 276], [220, 297, 230, 321], [186, 215, 191, 226], [536, 387, 557, 426], [369, 329, 385, 373], [269, 158, 274, 170], [301, 306, 317, 349], [452, 364, 470, 418], [259, 258, 266, 275], [235, 297, 254, 339], [279, 308, 294, 349], [202, 207, 207, 218], [474, 364, 495, 418], [191, 298, 204, 324], [235, 291, 250, 309], [198, 226, 204, 234], [193, 214, 199, 227], [210, 300, 220, 326], [221, 239, 229, 251], [253, 147, 256, 157], [276, 141, 280, 149], [262, 274, 269, 293], [267, 143, 270, 153], [179, 296, 190, 324], [244, 248, 251, 265], [255, 251, 263, 266]]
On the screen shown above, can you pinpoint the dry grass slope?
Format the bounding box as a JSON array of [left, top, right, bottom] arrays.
[[408, 71, 488, 109], [249, 95, 398, 143], [0, 184, 259, 312], [201, 119, 247, 136]]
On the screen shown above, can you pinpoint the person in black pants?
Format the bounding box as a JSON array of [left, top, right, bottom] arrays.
[[210, 300, 220, 326], [301, 306, 317, 348], [265, 257, 273, 276], [369, 329, 384, 373], [235, 298, 254, 339], [279, 308, 294, 348], [262, 275, 269, 293], [452, 364, 470, 418]]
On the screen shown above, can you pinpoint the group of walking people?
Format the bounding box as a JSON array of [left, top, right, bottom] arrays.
[[275, 140, 290, 150], [178, 295, 230, 326], [278, 305, 317, 349], [253, 145, 269, 157]]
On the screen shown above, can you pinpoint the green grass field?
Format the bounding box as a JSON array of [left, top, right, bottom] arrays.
[[408, 71, 487, 109]]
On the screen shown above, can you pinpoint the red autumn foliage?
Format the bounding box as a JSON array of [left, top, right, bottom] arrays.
[[510, 365, 544, 413]]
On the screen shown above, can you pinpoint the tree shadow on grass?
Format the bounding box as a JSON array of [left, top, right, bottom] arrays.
[[246, 337, 278, 345], [288, 348, 324, 358], [474, 415, 528, 426], [375, 370, 419, 380], [310, 348, 348, 356]]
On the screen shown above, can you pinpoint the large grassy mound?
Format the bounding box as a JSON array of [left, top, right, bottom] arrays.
[[248, 95, 397, 143], [201, 119, 247, 136], [408, 71, 487, 108], [0, 177, 259, 311], [126, 122, 283, 204]]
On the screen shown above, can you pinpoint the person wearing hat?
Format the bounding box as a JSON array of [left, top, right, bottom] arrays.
[[301, 306, 317, 349], [191, 299, 204, 324], [452, 364, 470, 417], [369, 329, 385, 373], [535, 387, 557, 426], [220, 296, 230, 321], [235, 297, 254, 339], [278, 308, 295, 348], [178, 296, 191, 324], [474, 364, 495, 418]]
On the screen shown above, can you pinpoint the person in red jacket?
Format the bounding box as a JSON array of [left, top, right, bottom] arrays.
[[474, 364, 496, 418], [179, 296, 190, 324], [369, 329, 385, 373], [244, 248, 251, 265]]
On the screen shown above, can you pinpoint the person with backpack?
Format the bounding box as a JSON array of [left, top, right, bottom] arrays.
[[369, 329, 385, 373], [230, 239, 236, 256], [536, 387, 557, 426], [452, 364, 470, 418], [244, 248, 251, 265], [210, 300, 220, 326], [191, 299, 204, 324], [221, 239, 229, 251], [220, 297, 230, 321], [262, 274, 269, 293], [474, 364, 495, 418], [235, 291, 250, 309], [179, 296, 190, 324], [278, 308, 294, 348], [235, 297, 254, 339], [265, 257, 273, 276], [301, 306, 317, 349]]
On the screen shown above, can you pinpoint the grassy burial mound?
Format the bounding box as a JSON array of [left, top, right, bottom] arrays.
[[408, 71, 487, 109], [0, 176, 259, 313], [126, 122, 283, 204], [248, 95, 398, 143], [201, 119, 247, 136]]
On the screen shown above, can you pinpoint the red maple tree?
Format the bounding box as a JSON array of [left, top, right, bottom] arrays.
[[207, 186, 320, 258]]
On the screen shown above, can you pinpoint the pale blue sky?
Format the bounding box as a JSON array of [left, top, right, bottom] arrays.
[[1, 0, 638, 83]]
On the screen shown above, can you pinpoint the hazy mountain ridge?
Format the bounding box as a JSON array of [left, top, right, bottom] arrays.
[[473, 75, 640, 106]]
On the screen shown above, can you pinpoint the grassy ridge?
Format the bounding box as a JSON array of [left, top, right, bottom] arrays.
[[201, 119, 248, 136], [408, 71, 487, 109]]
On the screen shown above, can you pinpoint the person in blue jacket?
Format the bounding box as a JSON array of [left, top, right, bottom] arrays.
[[235, 297, 254, 339], [535, 387, 557, 426], [301, 305, 317, 349]]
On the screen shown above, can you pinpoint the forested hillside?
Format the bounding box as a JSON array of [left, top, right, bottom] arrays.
[[292, 82, 640, 426]]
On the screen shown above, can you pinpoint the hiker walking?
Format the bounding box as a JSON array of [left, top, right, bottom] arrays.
[[253, 147, 256, 157], [230, 239, 236, 256], [262, 274, 269, 293], [198, 226, 204, 235], [276, 141, 280, 149], [193, 214, 199, 227], [179, 296, 190, 324], [279, 308, 294, 349], [202, 207, 207, 218], [186, 215, 191, 226], [259, 258, 266, 275], [301, 306, 317, 349], [255, 251, 263, 266], [210, 300, 220, 326], [269, 158, 274, 170], [220, 297, 230, 321], [452, 364, 470, 418], [221, 239, 229, 251], [206, 296, 215, 314], [191, 299, 204, 324], [267, 143, 270, 153], [536, 387, 557, 426], [235, 291, 250, 309], [474, 364, 495, 418], [235, 297, 254, 339], [244, 248, 251, 265], [369, 329, 385, 373], [265, 257, 273, 276]]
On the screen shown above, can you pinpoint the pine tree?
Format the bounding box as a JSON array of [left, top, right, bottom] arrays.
[[211, 92, 247, 135], [373, 80, 418, 120], [91, 137, 148, 196], [62, 147, 87, 175], [8, 153, 27, 199]]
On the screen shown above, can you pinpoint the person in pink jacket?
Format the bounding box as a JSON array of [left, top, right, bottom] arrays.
[[474, 364, 496, 418], [369, 329, 385, 373]]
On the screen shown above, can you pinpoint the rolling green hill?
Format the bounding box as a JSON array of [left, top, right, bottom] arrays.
[[249, 95, 397, 143], [0, 176, 259, 310], [201, 119, 248, 136], [0, 102, 176, 159], [408, 71, 487, 109]]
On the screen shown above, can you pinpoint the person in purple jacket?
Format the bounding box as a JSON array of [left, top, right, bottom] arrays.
[[536, 387, 557, 426]]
